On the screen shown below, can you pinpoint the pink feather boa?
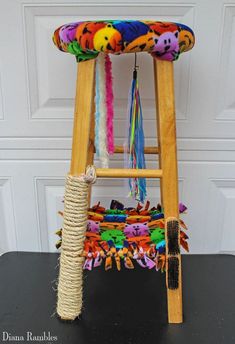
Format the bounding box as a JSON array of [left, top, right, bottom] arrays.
[[105, 55, 114, 154]]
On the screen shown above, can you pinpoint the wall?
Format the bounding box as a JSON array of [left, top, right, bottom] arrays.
[[0, 0, 235, 254]]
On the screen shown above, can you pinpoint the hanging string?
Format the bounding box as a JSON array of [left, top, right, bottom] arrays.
[[124, 53, 147, 203]]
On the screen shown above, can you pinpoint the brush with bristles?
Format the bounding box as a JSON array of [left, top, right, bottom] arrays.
[[168, 256, 179, 290], [166, 218, 180, 255]]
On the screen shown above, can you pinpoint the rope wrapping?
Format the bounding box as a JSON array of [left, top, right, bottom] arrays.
[[57, 166, 96, 320]]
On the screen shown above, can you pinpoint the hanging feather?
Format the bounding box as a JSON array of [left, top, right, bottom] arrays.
[[95, 53, 109, 168], [105, 55, 114, 154], [125, 55, 146, 203], [95, 58, 101, 157]]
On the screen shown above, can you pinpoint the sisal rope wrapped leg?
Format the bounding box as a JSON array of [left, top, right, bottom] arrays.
[[57, 166, 96, 320]]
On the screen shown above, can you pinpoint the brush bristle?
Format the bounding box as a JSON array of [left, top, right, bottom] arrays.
[[167, 218, 180, 255], [168, 257, 179, 290]]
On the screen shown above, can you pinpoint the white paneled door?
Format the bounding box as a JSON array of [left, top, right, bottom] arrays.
[[0, 0, 235, 255]]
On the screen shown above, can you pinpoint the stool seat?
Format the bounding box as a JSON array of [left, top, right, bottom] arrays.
[[53, 20, 195, 62]]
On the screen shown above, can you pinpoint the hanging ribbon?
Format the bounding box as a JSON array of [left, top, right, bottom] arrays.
[[125, 54, 147, 203]]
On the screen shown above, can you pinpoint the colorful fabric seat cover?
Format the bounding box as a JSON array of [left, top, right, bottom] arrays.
[[53, 20, 195, 62]]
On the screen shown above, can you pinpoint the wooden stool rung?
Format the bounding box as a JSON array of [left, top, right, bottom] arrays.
[[96, 168, 162, 178], [92, 146, 159, 154], [113, 146, 159, 154]]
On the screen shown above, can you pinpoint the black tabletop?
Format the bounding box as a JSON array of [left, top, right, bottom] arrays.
[[0, 252, 234, 344]]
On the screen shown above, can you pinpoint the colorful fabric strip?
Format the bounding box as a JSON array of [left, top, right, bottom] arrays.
[[56, 200, 189, 271]]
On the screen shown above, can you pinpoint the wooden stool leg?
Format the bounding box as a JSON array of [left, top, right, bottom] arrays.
[[57, 59, 95, 320], [87, 97, 95, 205], [153, 59, 183, 323], [70, 59, 96, 176]]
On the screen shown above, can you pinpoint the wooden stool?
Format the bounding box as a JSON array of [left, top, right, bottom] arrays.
[[53, 20, 195, 324]]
